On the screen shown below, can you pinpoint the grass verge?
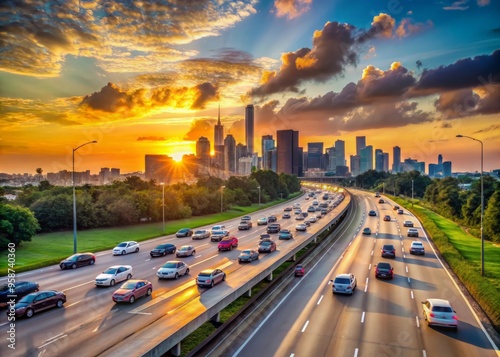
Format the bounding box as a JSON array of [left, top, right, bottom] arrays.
[[393, 196, 500, 332], [0, 194, 301, 276]]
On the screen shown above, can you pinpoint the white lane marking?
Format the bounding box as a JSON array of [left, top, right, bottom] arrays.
[[38, 334, 67, 349], [290, 354, 295, 357], [38, 349, 46, 357], [411, 291, 414, 299], [354, 348, 359, 357], [0, 322, 8, 327], [422, 350, 426, 357], [152, 267, 157, 270], [301, 320, 309, 332], [416, 316, 420, 328], [371, 250, 374, 256], [365, 278, 369, 285], [348, 241, 352, 246], [364, 284, 368, 293], [195, 255, 202, 258], [65, 280, 94, 291], [66, 300, 82, 308], [317, 295, 323, 305], [408, 277, 411, 284], [128, 311, 152, 315], [368, 264, 371, 270], [404, 254, 406, 258], [406, 266, 409, 273], [361, 311, 365, 323], [145, 258, 151, 262], [402, 248, 405, 253]]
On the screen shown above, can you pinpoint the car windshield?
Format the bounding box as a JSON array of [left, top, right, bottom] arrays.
[[383, 245, 394, 250], [155, 245, 167, 249], [117, 243, 127, 247], [18, 294, 36, 303], [198, 272, 212, 277], [212, 231, 223, 235], [179, 229, 188, 232], [103, 268, 118, 274], [120, 281, 137, 289], [378, 263, 391, 269], [66, 254, 79, 261], [334, 278, 350, 284], [260, 241, 271, 246], [241, 250, 251, 255], [432, 306, 453, 312], [195, 230, 204, 234], [179, 246, 189, 251], [412, 242, 423, 246], [162, 262, 177, 268]]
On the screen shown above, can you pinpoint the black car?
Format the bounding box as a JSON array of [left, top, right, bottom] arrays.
[[375, 262, 394, 279], [0, 281, 39, 304], [381, 244, 396, 258], [267, 223, 281, 233], [258, 239, 276, 253], [267, 215, 277, 223], [60, 253, 95, 270], [176, 228, 193, 238], [150, 244, 176, 257], [368, 210, 377, 216]]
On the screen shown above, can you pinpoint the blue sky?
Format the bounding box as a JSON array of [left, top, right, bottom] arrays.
[[0, 0, 499, 174]]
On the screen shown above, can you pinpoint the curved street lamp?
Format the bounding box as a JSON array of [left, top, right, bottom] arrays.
[[160, 182, 165, 233], [456, 134, 484, 276], [257, 186, 261, 207], [73, 140, 97, 254], [220, 185, 225, 213]]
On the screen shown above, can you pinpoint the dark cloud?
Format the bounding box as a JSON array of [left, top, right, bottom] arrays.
[[80, 83, 139, 113], [357, 62, 416, 99], [440, 122, 453, 128], [183, 119, 216, 141], [415, 50, 500, 92], [137, 136, 166, 141], [473, 123, 500, 133], [357, 13, 396, 43], [191, 82, 218, 109], [434, 89, 480, 118], [475, 85, 500, 114]]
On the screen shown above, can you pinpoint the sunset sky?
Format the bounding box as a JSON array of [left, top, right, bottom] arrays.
[[1, 0, 499, 175]]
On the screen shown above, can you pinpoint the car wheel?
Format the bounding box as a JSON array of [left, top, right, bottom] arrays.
[[135, 248, 139, 253], [71, 263, 77, 269], [25, 308, 34, 318], [210, 281, 214, 288], [192, 250, 196, 256], [146, 288, 152, 296], [129, 295, 135, 304], [229, 245, 233, 251], [121, 250, 126, 255], [185, 268, 190, 275], [127, 274, 132, 280], [56, 299, 64, 308], [90, 259, 95, 265], [110, 279, 115, 287], [162, 251, 166, 256], [175, 273, 179, 279], [222, 274, 226, 282]]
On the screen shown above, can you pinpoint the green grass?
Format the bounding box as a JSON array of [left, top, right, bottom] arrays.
[[392, 196, 500, 331], [0, 194, 301, 276]]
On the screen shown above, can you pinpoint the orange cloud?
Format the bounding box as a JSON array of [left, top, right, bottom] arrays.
[[274, 0, 313, 20]]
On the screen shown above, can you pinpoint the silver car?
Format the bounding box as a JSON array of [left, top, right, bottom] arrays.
[[238, 250, 259, 263], [157, 261, 190, 279], [332, 273, 357, 295], [422, 299, 458, 329], [176, 245, 196, 257], [95, 265, 133, 287], [112, 241, 139, 255], [192, 229, 210, 240], [196, 269, 226, 288]]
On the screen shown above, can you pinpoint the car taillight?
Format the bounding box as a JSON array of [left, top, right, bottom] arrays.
[[429, 313, 435, 317], [347, 285, 352, 289], [452, 315, 458, 320]]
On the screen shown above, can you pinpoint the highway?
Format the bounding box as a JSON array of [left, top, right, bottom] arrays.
[[215, 190, 499, 357], [0, 190, 347, 357]]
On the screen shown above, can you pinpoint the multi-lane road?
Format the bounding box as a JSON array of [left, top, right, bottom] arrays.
[[0, 190, 347, 357], [214, 189, 499, 357]]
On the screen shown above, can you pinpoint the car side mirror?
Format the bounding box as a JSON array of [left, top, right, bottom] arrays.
[[329, 279, 333, 283]]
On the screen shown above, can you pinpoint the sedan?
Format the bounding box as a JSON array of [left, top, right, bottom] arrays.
[[294, 264, 305, 277], [362, 227, 371, 235], [368, 210, 377, 216], [112, 241, 139, 255], [295, 215, 305, 221], [383, 215, 391, 222], [11, 290, 66, 318], [210, 230, 229, 242], [196, 269, 226, 288], [112, 280, 153, 304], [218, 236, 238, 251], [150, 243, 176, 257], [332, 274, 357, 295], [381, 244, 396, 258], [176, 245, 196, 257], [238, 221, 253, 230], [267, 215, 277, 223], [375, 262, 394, 279], [378, 199, 385, 204], [284, 207, 293, 212], [295, 223, 307, 232], [397, 209, 404, 214], [257, 217, 268, 225], [157, 261, 190, 279], [60, 253, 95, 269], [258, 239, 276, 253], [238, 249, 259, 263], [410, 241, 425, 255], [403, 220, 414, 227], [278, 229, 293, 240], [267, 224, 281, 233], [407, 228, 419, 237], [259, 233, 271, 240], [422, 298, 458, 329], [176, 228, 193, 238], [282, 213, 291, 219], [192, 229, 211, 239], [0, 281, 39, 305], [95, 265, 133, 287]]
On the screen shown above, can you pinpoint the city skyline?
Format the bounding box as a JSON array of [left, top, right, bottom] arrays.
[[1, 0, 500, 175]]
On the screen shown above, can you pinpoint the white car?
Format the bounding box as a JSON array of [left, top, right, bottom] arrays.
[[295, 223, 307, 231], [332, 273, 357, 295], [308, 216, 317, 223], [113, 241, 140, 255], [95, 265, 133, 287], [422, 299, 458, 329], [157, 261, 190, 279], [211, 225, 225, 233]]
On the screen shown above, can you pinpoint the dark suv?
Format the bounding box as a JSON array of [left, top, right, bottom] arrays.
[[375, 262, 394, 279], [60, 253, 96, 270], [266, 223, 281, 233], [381, 244, 396, 258]]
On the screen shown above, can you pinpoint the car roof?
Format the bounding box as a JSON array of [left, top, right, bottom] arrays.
[[377, 262, 392, 267], [426, 298, 452, 307], [335, 273, 352, 278], [107, 265, 131, 269], [200, 269, 216, 274], [383, 244, 395, 248], [411, 241, 423, 245]]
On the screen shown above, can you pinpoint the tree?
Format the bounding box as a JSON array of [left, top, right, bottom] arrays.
[[0, 203, 40, 249], [38, 180, 53, 191], [484, 189, 500, 242], [30, 194, 72, 231]]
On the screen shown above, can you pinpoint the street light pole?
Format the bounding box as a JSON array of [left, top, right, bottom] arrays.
[[257, 186, 261, 207], [456, 134, 484, 276], [160, 182, 165, 233], [411, 179, 414, 207], [72, 140, 97, 254], [221, 186, 225, 213]]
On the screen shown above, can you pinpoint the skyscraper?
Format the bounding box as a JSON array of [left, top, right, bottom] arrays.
[[277, 129, 299, 175], [375, 149, 384, 172], [443, 161, 452, 177], [360, 145, 373, 173], [393, 146, 401, 173], [214, 103, 223, 146], [307, 142, 323, 169], [245, 104, 254, 155], [350, 155, 360, 176], [196, 136, 211, 174], [261, 135, 275, 170], [335, 140, 345, 168], [356, 136, 366, 156], [224, 134, 236, 173]]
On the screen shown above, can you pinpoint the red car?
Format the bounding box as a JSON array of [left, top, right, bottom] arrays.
[[218, 236, 238, 251], [112, 279, 152, 304], [294, 264, 305, 277]]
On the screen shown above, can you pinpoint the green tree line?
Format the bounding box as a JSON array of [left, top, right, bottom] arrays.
[[0, 170, 301, 250]]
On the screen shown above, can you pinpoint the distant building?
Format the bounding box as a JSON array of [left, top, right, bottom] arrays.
[[335, 140, 345, 168], [214, 104, 224, 146], [224, 134, 236, 173], [375, 149, 384, 172], [238, 157, 253, 175], [307, 142, 323, 169], [145, 155, 174, 183], [245, 104, 254, 155], [99, 167, 111, 185], [356, 136, 366, 156], [443, 161, 452, 177], [428, 163, 438, 177], [392, 146, 401, 173], [196, 136, 211, 175], [360, 145, 373, 173], [350, 155, 360, 176], [236, 143, 248, 161], [277, 129, 299, 175], [214, 144, 224, 172], [326, 146, 336, 172], [402, 158, 425, 174], [261, 135, 275, 170]]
